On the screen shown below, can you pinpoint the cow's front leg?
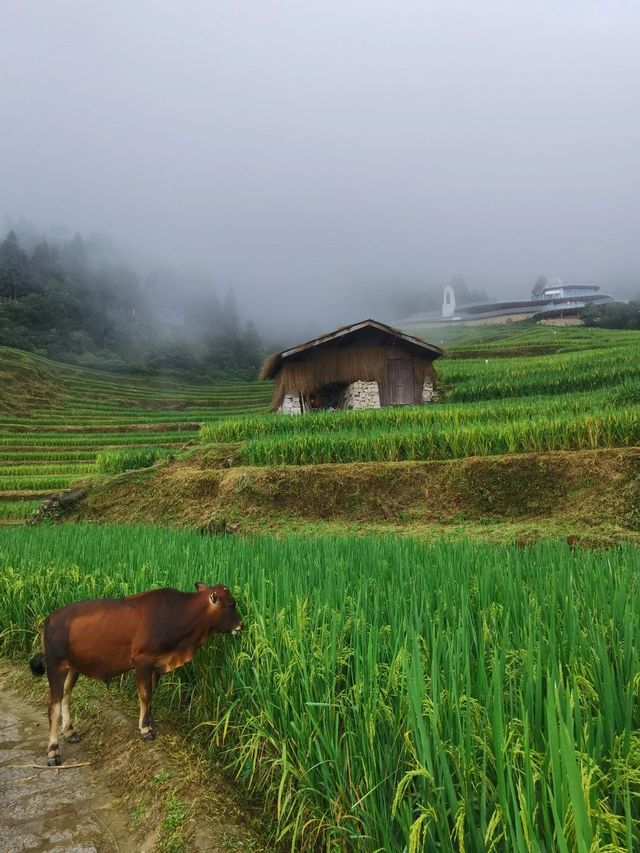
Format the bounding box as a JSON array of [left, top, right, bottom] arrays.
[[136, 664, 156, 740], [61, 670, 80, 743]]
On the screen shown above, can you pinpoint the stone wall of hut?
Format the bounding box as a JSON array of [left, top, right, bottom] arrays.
[[279, 393, 302, 414], [421, 379, 434, 402], [342, 380, 381, 409], [277, 377, 437, 414]]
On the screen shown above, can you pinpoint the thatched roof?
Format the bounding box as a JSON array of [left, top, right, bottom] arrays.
[[260, 319, 444, 409], [259, 319, 443, 380]]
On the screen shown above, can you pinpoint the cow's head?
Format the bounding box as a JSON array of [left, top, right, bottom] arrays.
[[195, 582, 243, 634]]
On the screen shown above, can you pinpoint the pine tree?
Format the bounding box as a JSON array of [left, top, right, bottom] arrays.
[[0, 231, 31, 300]]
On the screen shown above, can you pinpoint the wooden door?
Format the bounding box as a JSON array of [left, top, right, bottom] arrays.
[[380, 359, 419, 405]]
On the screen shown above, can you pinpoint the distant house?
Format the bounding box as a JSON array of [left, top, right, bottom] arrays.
[[260, 319, 443, 413]]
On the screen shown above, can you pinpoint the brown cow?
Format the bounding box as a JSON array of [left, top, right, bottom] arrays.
[[29, 582, 242, 766]]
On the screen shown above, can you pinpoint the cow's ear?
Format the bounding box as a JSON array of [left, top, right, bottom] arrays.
[[195, 582, 207, 592], [209, 591, 218, 605]]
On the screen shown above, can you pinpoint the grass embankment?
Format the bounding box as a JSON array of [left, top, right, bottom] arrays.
[[0, 346, 271, 519], [1, 525, 638, 851], [75, 445, 640, 545], [0, 346, 64, 414]]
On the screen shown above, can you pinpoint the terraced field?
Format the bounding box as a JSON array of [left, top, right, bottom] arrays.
[[3, 326, 640, 850], [412, 322, 634, 355], [201, 326, 640, 465], [0, 348, 271, 520], [3, 325, 640, 513]]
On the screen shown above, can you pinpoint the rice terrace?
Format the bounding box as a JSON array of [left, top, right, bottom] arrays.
[[2, 321, 640, 851]]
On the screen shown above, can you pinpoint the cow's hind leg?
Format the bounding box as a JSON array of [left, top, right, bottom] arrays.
[[149, 671, 161, 729], [46, 666, 67, 766], [136, 665, 156, 741], [61, 669, 80, 743]]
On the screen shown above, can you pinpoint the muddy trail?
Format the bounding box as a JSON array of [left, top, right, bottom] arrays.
[[0, 663, 270, 852], [0, 685, 133, 852]]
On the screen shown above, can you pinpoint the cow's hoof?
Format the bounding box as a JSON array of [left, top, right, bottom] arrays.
[[141, 731, 156, 741], [47, 756, 61, 766], [66, 733, 80, 744]]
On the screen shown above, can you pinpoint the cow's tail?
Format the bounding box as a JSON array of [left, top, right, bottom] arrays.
[[29, 629, 46, 677], [29, 653, 46, 676]]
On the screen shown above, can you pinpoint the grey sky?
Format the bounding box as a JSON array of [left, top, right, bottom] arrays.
[[1, 0, 639, 326]]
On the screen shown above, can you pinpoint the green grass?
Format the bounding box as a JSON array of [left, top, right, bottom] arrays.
[[95, 448, 171, 474], [0, 464, 96, 476], [0, 345, 271, 504], [0, 474, 78, 490], [1, 524, 638, 851], [196, 326, 640, 466], [200, 388, 640, 465], [410, 322, 637, 354], [439, 344, 640, 401], [236, 409, 640, 465], [0, 499, 40, 520]]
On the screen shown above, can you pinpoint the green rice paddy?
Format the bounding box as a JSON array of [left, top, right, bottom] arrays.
[[1, 525, 638, 851], [200, 326, 640, 465], [0, 347, 271, 512], [3, 325, 640, 849]]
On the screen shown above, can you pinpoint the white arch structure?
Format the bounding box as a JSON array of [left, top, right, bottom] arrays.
[[442, 285, 456, 317]]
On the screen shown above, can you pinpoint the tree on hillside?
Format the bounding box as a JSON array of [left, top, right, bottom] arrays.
[[30, 240, 63, 290], [0, 227, 264, 374], [208, 288, 241, 368], [582, 300, 640, 330], [0, 231, 31, 300], [221, 288, 240, 333], [242, 320, 264, 373], [61, 232, 87, 277]]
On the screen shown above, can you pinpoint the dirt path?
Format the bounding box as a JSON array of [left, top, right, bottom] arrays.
[[0, 686, 134, 852], [0, 663, 271, 852]]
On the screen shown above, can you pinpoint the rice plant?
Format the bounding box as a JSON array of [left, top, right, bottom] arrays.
[[1, 525, 638, 851], [95, 447, 171, 473], [202, 405, 640, 466], [0, 499, 40, 520]]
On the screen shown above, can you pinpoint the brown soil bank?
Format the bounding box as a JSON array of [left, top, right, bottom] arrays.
[[73, 447, 640, 544]]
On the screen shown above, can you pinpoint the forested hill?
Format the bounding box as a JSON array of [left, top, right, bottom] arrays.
[[0, 229, 263, 376]]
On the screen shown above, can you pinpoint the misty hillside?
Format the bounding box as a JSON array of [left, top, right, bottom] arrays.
[[0, 229, 263, 376]]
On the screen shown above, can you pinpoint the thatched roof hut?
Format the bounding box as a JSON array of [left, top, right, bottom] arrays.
[[260, 319, 443, 412]]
